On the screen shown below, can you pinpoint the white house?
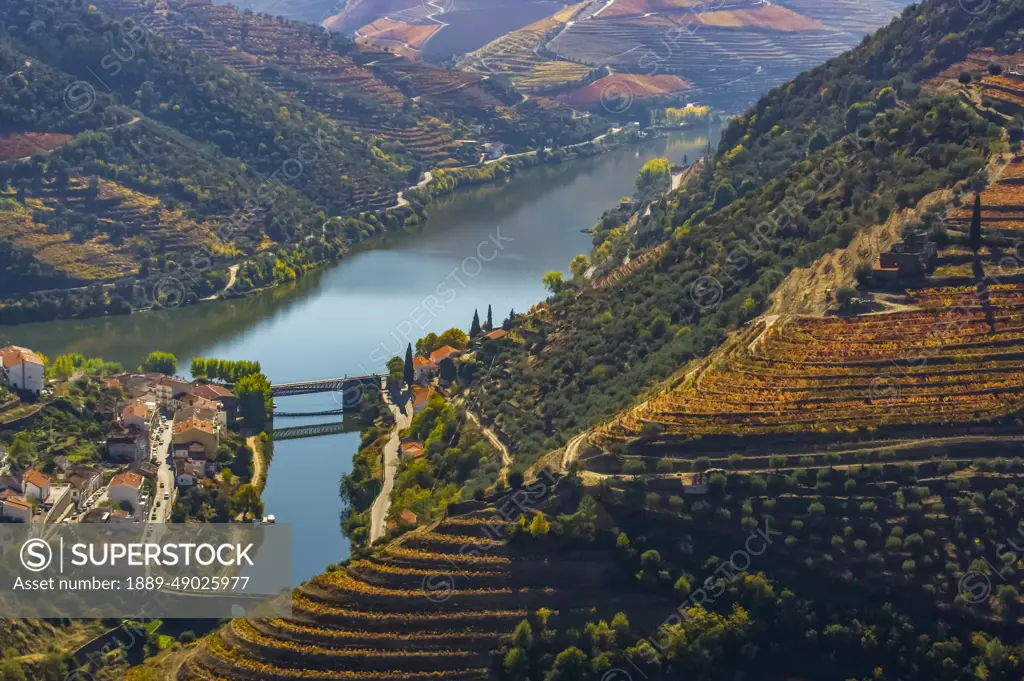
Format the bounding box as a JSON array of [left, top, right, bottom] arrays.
[[22, 469, 50, 502], [412, 355, 437, 383], [120, 399, 157, 432], [172, 417, 219, 457], [0, 346, 44, 395], [108, 471, 144, 510]]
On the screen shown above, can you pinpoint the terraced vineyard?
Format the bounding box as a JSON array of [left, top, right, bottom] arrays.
[[981, 73, 1024, 118], [775, 0, 910, 36], [144, 1, 407, 106], [96, 0, 475, 177], [593, 428, 1024, 633], [947, 155, 1024, 237], [549, 21, 856, 110], [182, 503, 654, 681], [602, 284, 1024, 450], [557, 74, 690, 106], [372, 60, 508, 105], [355, 17, 442, 59], [0, 175, 214, 285], [541, 0, 907, 111], [331, 112, 472, 168], [459, 5, 594, 92]]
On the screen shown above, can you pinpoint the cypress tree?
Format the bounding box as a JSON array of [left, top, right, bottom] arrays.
[[486, 305, 493, 332], [503, 309, 514, 330], [470, 309, 481, 336], [403, 343, 414, 387], [969, 193, 982, 252]]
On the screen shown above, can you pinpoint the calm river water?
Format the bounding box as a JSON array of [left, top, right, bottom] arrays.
[[10, 127, 719, 583]]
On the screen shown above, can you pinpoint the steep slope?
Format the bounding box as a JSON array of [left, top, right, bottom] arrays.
[[0, 0, 606, 323], [182, 486, 665, 681], [462, 0, 1023, 466], [546, 0, 906, 112], [176, 5, 1024, 680]]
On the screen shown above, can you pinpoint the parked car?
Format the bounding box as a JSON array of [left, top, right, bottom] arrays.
[[163, 492, 169, 500]]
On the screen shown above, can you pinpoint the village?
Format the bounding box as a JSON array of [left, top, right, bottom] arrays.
[[0, 344, 249, 526]]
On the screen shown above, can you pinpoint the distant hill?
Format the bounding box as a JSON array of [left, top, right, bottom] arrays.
[[462, 0, 1024, 464], [0, 0, 605, 324], [545, 0, 912, 112], [337, 0, 915, 112]]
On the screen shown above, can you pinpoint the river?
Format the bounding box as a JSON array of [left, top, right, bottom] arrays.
[[9, 126, 719, 583]]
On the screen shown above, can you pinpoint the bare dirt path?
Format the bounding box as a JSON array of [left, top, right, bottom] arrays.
[[247, 434, 266, 493], [201, 264, 240, 301], [467, 410, 512, 482]]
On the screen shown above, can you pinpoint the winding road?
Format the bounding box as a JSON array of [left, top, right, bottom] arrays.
[[466, 410, 512, 483], [391, 171, 434, 210], [201, 264, 240, 301], [369, 394, 411, 543]]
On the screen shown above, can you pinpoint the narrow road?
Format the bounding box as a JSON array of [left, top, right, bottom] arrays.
[[246, 434, 266, 492], [1, 59, 31, 83], [560, 431, 589, 473], [12, 114, 141, 163], [201, 264, 240, 301], [369, 395, 411, 543], [151, 415, 176, 523], [467, 410, 512, 482], [390, 171, 434, 210], [483, 127, 623, 166]]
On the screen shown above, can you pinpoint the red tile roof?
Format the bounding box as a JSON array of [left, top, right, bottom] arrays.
[[3, 496, 31, 511], [0, 345, 43, 368], [191, 383, 233, 400], [174, 417, 216, 435], [121, 400, 154, 421], [412, 356, 435, 369], [110, 471, 144, 490], [400, 442, 425, 458], [412, 386, 435, 406], [428, 345, 459, 364], [23, 469, 49, 489], [484, 329, 509, 340]]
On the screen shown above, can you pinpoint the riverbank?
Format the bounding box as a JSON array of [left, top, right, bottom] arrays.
[[368, 396, 412, 544], [10, 127, 719, 583], [247, 434, 268, 494], [0, 124, 646, 329]]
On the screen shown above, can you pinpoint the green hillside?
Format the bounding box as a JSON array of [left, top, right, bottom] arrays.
[[122, 2, 1024, 681], [464, 0, 1024, 464], [0, 0, 605, 324]]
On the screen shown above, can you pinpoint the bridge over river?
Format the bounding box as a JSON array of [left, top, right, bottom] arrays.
[[270, 374, 385, 440], [271, 374, 384, 402]]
